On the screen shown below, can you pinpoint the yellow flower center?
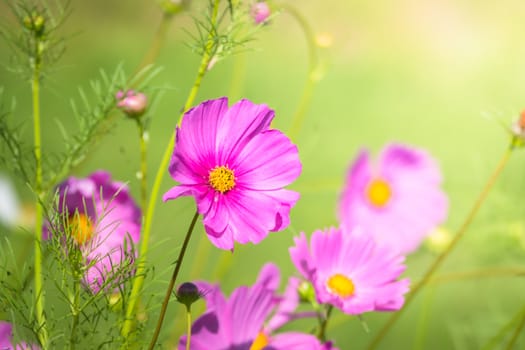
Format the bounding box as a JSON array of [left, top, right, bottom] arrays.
[[208, 165, 235, 193], [69, 213, 94, 245], [366, 178, 391, 207], [249, 332, 270, 350], [327, 273, 355, 298]]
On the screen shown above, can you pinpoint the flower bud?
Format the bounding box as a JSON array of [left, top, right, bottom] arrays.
[[297, 281, 315, 303], [159, 0, 190, 16], [424, 227, 452, 254], [109, 293, 123, 312], [176, 282, 203, 309], [23, 12, 45, 37], [115, 90, 148, 119], [251, 2, 271, 25]]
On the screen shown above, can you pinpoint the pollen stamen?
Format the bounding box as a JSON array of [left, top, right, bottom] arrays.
[[208, 165, 235, 193], [69, 213, 94, 245], [249, 332, 270, 350], [366, 178, 391, 207], [327, 273, 355, 298]]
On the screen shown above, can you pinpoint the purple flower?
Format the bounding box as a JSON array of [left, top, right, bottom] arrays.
[[178, 263, 336, 350], [251, 2, 271, 24], [338, 143, 448, 254], [45, 171, 141, 293], [163, 98, 301, 250], [290, 227, 410, 315], [0, 321, 39, 350]]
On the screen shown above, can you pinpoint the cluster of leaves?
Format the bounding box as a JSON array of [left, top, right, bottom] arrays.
[[0, 88, 35, 185], [187, 0, 268, 63], [0, 0, 70, 79], [13, 190, 144, 348]]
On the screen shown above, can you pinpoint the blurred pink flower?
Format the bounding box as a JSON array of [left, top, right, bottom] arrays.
[[290, 227, 410, 315], [251, 2, 271, 24], [0, 321, 40, 350], [163, 97, 301, 250], [338, 143, 448, 254], [45, 171, 141, 293], [178, 263, 336, 350]]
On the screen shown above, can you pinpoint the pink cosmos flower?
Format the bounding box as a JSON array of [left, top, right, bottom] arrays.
[[44, 171, 141, 293], [0, 321, 40, 350], [290, 227, 410, 315], [178, 263, 336, 350], [338, 143, 448, 254], [163, 97, 301, 250], [251, 2, 271, 24]]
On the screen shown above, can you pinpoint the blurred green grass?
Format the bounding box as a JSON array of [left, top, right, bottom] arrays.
[[1, 0, 525, 349]]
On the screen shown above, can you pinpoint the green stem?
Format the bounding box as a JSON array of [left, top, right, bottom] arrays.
[[366, 143, 515, 350], [137, 120, 148, 212], [412, 286, 436, 350], [121, 0, 220, 339], [69, 275, 81, 350], [32, 42, 48, 349], [185, 306, 192, 350], [280, 4, 320, 141], [482, 303, 525, 350], [426, 267, 525, 285], [505, 307, 525, 350], [318, 305, 334, 342], [147, 211, 199, 350]]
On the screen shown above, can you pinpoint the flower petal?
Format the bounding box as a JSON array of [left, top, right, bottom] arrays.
[[216, 99, 274, 164], [234, 129, 301, 191]]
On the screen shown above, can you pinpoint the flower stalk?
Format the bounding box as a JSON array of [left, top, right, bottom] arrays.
[[317, 305, 333, 342], [137, 120, 148, 212], [147, 210, 199, 350], [505, 305, 525, 350], [68, 273, 81, 350], [185, 306, 192, 350], [31, 30, 48, 349]]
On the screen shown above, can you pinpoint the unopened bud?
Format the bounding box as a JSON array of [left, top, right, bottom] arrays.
[[251, 2, 271, 25], [519, 110, 525, 130], [159, 0, 190, 15], [176, 282, 203, 309], [424, 227, 452, 254], [510, 109, 525, 147], [23, 12, 45, 37], [115, 90, 148, 118], [297, 281, 315, 303], [109, 293, 123, 312]]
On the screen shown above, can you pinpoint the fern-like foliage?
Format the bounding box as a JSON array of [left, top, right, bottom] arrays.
[[44, 64, 163, 191], [0, 0, 70, 80], [0, 87, 35, 185], [185, 0, 267, 64]]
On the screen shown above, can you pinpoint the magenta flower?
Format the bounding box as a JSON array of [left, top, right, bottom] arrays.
[[178, 263, 336, 350], [45, 171, 141, 292], [251, 2, 271, 24], [163, 97, 301, 250], [0, 321, 40, 350], [338, 143, 448, 254], [290, 227, 410, 315]]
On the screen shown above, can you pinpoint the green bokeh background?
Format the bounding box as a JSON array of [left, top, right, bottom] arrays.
[[1, 0, 525, 349]]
